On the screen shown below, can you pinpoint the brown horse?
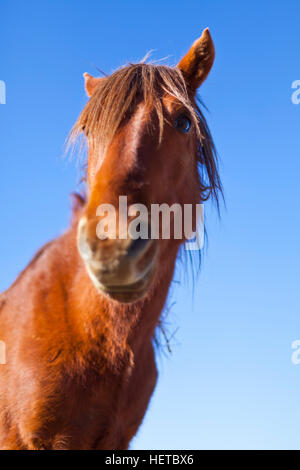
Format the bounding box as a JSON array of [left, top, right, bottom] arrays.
[[0, 29, 221, 449]]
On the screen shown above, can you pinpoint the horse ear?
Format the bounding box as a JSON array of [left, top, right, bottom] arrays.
[[177, 28, 215, 92], [83, 73, 104, 97]]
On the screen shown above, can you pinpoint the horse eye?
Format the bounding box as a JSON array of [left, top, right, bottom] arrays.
[[174, 114, 191, 133]]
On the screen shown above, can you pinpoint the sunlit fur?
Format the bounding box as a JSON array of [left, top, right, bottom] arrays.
[[0, 30, 222, 449]]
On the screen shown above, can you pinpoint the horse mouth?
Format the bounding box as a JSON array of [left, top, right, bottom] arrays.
[[98, 261, 156, 303]]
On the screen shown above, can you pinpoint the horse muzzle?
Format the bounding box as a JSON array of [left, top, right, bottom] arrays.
[[77, 217, 157, 303]]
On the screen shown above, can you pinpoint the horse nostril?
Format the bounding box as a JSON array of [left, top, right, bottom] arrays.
[[127, 237, 151, 259]]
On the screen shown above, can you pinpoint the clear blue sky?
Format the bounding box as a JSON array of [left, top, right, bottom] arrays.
[[1, 0, 300, 450]]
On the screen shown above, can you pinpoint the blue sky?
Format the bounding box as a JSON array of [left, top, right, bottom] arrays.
[[1, 0, 300, 449]]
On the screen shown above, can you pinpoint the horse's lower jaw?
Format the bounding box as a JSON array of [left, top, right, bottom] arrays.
[[86, 262, 156, 304], [101, 287, 149, 304], [99, 276, 154, 304]]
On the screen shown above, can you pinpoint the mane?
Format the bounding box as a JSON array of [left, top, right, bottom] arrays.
[[70, 62, 222, 206]]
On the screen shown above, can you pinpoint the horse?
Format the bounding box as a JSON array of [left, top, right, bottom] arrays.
[[0, 29, 221, 449]]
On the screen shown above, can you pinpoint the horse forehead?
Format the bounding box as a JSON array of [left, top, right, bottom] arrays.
[[130, 102, 148, 141], [92, 103, 146, 175], [100, 95, 181, 163], [162, 94, 184, 114], [133, 93, 183, 119], [129, 91, 183, 125]]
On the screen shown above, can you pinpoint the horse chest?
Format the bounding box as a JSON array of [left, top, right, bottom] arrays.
[[27, 345, 157, 449]]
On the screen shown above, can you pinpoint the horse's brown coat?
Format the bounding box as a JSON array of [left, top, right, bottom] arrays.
[[0, 29, 221, 449]]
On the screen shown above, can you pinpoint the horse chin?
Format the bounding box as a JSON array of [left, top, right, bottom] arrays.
[[102, 289, 149, 304], [90, 263, 156, 304]]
